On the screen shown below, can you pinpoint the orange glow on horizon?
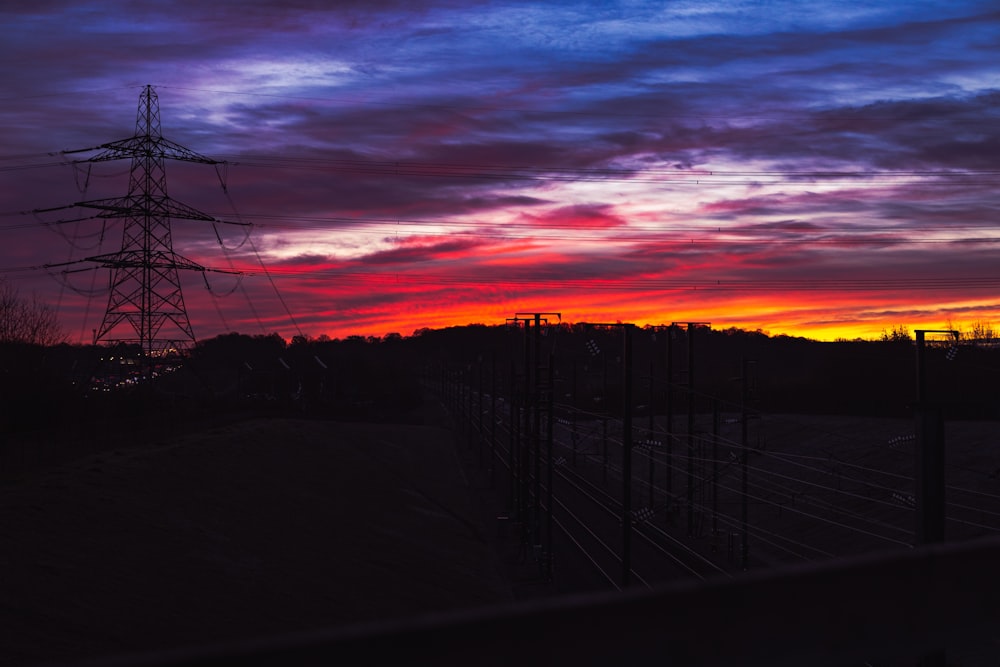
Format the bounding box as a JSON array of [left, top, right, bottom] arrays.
[[261, 290, 1000, 342]]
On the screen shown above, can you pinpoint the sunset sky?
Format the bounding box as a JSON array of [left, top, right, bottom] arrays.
[[1, 1, 998, 343]]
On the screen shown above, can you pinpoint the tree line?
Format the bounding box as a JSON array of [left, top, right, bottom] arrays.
[[2, 281, 998, 451]]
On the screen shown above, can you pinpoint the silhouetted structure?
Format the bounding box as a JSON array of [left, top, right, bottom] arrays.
[[51, 85, 233, 358]]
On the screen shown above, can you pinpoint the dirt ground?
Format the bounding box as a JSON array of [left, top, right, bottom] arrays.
[[0, 414, 515, 665]]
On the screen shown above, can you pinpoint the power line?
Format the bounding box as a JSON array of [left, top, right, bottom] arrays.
[[4, 148, 999, 185], [150, 84, 1000, 125], [195, 268, 1000, 293], [214, 154, 1000, 186], [13, 261, 996, 295], [8, 211, 1000, 250]]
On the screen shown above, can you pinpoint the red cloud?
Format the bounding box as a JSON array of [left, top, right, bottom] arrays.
[[517, 204, 627, 229]]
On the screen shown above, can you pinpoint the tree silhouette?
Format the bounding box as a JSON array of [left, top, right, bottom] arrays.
[[0, 279, 65, 346]]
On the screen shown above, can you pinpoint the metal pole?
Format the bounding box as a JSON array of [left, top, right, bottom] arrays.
[[914, 330, 945, 546], [648, 360, 655, 509], [741, 358, 750, 571], [915, 406, 945, 545], [602, 417, 608, 483], [603, 350, 609, 483], [546, 354, 555, 581], [687, 323, 696, 537], [666, 325, 673, 495], [916, 336, 947, 667], [533, 314, 542, 547], [916, 330, 927, 405], [521, 320, 531, 526], [478, 357, 484, 464], [466, 366, 473, 447], [603, 346, 609, 410], [508, 360, 517, 515], [490, 353, 497, 487], [572, 362, 578, 467], [622, 323, 634, 588], [712, 398, 719, 541]]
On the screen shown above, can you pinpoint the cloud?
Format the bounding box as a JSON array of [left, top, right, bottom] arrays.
[[358, 235, 490, 265], [516, 204, 627, 229], [2, 1, 998, 343]]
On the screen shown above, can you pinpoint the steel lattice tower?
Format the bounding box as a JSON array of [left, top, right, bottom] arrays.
[[70, 85, 223, 358]]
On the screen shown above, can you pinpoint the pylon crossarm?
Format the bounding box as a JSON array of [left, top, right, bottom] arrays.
[[67, 136, 221, 166], [152, 136, 221, 164], [31, 203, 86, 214], [73, 195, 217, 222], [71, 197, 133, 216], [95, 140, 218, 164], [160, 250, 208, 272], [205, 266, 244, 276], [42, 258, 91, 270], [156, 197, 218, 221], [95, 258, 204, 272], [82, 251, 205, 274], [58, 145, 108, 157]]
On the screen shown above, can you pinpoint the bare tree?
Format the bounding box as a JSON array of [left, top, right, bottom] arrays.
[[879, 324, 912, 343], [968, 320, 998, 346], [0, 279, 66, 346]]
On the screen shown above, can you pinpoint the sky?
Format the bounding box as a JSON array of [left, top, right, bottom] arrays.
[[1, 1, 998, 344]]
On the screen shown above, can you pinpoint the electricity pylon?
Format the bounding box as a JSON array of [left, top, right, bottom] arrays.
[[58, 84, 232, 359]]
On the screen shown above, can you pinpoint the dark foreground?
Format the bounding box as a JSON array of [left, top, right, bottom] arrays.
[[0, 416, 513, 665]]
